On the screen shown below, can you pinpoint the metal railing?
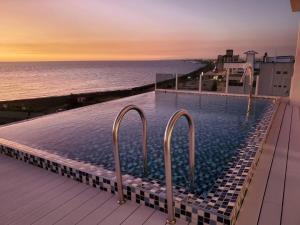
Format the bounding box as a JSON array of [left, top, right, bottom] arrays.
[[163, 109, 195, 224], [242, 63, 254, 98], [112, 105, 147, 204], [155, 72, 260, 96]]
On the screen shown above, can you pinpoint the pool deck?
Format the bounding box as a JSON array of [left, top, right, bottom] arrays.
[[0, 155, 188, 225], [0, 101, 299, 225], [236, 102, 300, 225]]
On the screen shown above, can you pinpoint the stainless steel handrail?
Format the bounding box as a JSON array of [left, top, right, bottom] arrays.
[[112, 105, 147, 204], [243, 63, 254, 98], [246, 96, 253, 120], [163, 109, 195, 224]]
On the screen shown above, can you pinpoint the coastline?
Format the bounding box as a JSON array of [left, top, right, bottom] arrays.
[[0, 84, 154, 125], [0, 61, 213, 125]]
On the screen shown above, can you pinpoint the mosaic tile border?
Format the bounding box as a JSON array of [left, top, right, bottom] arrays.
[[0, 100, 278, 225]]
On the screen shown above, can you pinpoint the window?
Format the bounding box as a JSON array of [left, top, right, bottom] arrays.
[[283, 71, 288, 74], [278, 85, 282, 88], [229, 80, 243, 86], [276, 71, 281, 74], [284, 85, 287, 88], [274, 85, 277, 87]]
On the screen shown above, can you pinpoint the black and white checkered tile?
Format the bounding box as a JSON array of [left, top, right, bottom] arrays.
[[0, 102, 277, 225]]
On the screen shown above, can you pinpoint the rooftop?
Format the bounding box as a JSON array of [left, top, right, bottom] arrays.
[[0, 154, 189, 225], [0, 96, 299, 224]]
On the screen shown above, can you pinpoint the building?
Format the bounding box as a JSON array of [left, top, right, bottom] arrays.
[[222, 50, 295, 96], [244, 50, 258, 67], [216, 49, 240, 71], [258, 60, 294, 96], [262, 53, 295, 63], [223, 51, 259, 94]]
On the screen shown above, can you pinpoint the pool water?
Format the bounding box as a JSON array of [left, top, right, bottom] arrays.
[[0, 92, 273, 195]]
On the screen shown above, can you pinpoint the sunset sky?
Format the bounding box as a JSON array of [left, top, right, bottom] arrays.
[[0, 0, 300, 61]]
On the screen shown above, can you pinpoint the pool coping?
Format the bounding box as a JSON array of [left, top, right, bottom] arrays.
[[155, 89, 280, 100], [0, 98, 278, 225]]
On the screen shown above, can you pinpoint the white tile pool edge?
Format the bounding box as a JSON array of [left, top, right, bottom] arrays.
[[0, 101, 277, 225], [155, 89, 281, 100]]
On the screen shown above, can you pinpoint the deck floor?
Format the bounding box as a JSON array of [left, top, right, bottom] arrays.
[[1, 102, 300, 225], [0, 155, 188, 225], [236, 103, 300, 225]]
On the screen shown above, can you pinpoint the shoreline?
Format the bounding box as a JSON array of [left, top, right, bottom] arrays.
[[0, 84, 154, 125], [0, 61, 213, 125]]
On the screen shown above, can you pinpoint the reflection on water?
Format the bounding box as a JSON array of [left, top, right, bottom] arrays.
[[0, 60, 202, 101]]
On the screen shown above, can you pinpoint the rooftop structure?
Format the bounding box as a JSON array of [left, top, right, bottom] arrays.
[[262, 54, 295, 63], [221, 50, 295, 97], [244, 50, 258, 69], [258, 61, 294, 97], [216, 49, 240, 71]]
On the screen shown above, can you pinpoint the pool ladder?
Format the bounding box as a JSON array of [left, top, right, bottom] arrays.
[[163, 110, 195, 224], [112, 105, 195, 224], [112, 105, 147, 204]]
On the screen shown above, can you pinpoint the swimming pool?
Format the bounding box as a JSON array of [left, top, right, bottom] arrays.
[[0, 92, 274, 196]]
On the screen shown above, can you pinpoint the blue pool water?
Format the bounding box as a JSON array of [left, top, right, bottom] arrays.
[[0, 92, 273, 195]]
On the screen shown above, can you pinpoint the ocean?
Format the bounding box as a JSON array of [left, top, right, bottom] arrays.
[[0, 60, 202, 101]]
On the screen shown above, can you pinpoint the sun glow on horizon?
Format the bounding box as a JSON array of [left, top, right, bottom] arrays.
[[0, 0, 299, 62]]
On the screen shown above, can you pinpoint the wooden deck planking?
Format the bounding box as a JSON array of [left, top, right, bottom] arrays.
[[258, 105, 292, 225], [98, 201, 140, 225], [0, 168, 61, 204], [121, 205, 155, 225], [76, 196, 120, 225], [0, 157, 64, 190], [236, 103, 300, 225], [1, 179, 72, 224], [144, 211, 189, 225], [55, 191, 114, 225], [6, 179, 78, 225], [236, 102, 287, 225], [0, 158, 26, 174], [0, 155, 189, 225], [143, 211, 170, 225], [0, 161, 52, 194], [12, 183, 89, 225], [0, 174, 65, 218], [281, 106, 300, 225], [32, 187, 101, 225]]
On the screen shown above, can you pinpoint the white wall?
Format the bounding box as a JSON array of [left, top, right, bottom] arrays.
[[290, 25, 300, 105], [246, 54, 255, 68]]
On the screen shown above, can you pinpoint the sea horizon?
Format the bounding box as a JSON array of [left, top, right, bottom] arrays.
[[0, 58, 206, 64], [0, 60, 204, 101]]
